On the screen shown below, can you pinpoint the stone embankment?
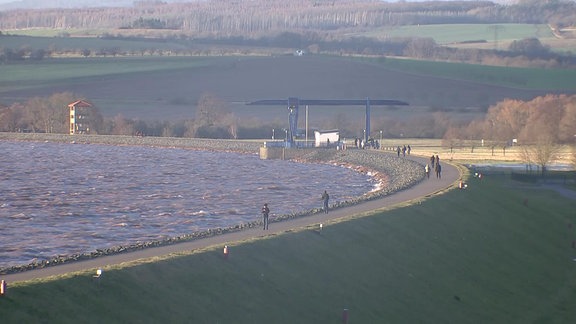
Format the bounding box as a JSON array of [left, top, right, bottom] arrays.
[[0, 133, 263, 154], [0, 133, 424, 275]]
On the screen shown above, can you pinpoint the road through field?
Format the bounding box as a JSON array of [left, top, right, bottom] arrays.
[[2, 153, 460, 283]]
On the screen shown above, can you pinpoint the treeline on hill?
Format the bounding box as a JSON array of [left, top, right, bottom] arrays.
[[0, 0, 575, 67], [1, 92, 575, 146], [0, 30, 573, 69], [1, 0, 575, 32]]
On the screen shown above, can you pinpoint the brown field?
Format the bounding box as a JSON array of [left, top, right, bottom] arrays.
[[378, 138, 575, 167], [1, 55, 569, 129]]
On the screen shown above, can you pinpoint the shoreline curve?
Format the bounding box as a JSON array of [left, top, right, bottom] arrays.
[[0, 133, 460, 282]]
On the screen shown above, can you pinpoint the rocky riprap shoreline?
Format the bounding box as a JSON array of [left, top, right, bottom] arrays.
[[0, 133, 424, 275]]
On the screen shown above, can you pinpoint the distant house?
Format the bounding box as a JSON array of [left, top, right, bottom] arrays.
[[294, 49, 305, 56], [68, 100, 93, 135], [314, 129, 339, 147]]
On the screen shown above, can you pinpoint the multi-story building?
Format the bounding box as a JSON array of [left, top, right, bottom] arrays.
[[68, 100, 92, 135]]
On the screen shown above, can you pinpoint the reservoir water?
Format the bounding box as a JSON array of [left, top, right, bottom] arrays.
[[0, 141, 376, 268]]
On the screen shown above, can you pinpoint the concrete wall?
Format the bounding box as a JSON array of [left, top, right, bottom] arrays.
[[259, 147, 309, 160]]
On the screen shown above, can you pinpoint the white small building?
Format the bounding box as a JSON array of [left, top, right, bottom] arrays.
[[314, 129, 339, 147]]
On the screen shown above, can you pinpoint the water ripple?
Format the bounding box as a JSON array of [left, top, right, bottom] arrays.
[[0, 141, 376, 267]]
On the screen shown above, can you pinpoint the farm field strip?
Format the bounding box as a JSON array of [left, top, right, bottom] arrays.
[[362, 57, 576, 90], [0, 56, 219, 84], [356, 23, 554, 45]]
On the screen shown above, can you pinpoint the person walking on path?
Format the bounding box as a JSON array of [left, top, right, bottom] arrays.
[[435, 163, 442, 179], [430, 155, 435, 169], [425, 164, 430, 179], [321, 190, 330, 214], [261, 203, 270, 230]]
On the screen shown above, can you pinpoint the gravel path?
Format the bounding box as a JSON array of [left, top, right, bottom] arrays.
[[0, 133, 461, 283]]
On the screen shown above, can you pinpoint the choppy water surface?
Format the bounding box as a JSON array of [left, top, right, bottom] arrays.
[[0, 141, 376, 267]]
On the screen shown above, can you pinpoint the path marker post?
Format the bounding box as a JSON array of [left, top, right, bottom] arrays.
[[223, 245, 229, 260], [1, 280, 6, 296]]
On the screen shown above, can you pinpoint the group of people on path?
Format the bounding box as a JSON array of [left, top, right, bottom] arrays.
[[396, 145, 411, 157], [261, 151, 445, 229], [261, 190, 330, 230], [425, 154, 442, 179]]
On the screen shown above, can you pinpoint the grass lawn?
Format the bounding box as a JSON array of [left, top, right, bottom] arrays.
[[1, 173, 575, 323]]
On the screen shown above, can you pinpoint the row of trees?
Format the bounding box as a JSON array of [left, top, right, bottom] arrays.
[[0, 47, 47, 63], [442, 94, 576, 171], [1, 90, 574, 171], [0, 93, 84, 134], [2, 92, 575, 146], [0, 92, 263, 139], [445, 94, 576, 145], [0, 91, 441, 139], [1, 32, 573, 69], [0, 0, 574, 34]]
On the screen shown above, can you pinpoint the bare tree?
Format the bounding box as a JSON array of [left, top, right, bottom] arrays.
[[183, 119, 197, 138], [519, 96, 563, 143], [193, 92, 237, 138], [442, 123, 472, 154], [558, 99, 576, 143], [47, 92, 79, 133], [23, 97, 47, 133], [484, 99, 529, 142], [110, 114, 135, 135], [22, 92, 77, 133], [195, 92, 227, 127], [0, 103, 25, 132], [519, 135, 562, 175]]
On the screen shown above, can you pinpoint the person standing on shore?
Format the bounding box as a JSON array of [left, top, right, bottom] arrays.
[[321, 190, 330, 214], [261, 203, 270, 230]]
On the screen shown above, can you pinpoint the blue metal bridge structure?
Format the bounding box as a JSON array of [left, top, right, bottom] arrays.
[[247, 97, 409, 146]]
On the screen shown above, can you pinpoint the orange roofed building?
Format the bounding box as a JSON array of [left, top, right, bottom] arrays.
[[68, 100, 93, 135]]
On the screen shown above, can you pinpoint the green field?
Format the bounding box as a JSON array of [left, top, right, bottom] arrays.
[[1, 55, 574, 92], [360, 56, 576, 90], [358, 24, 553, 45], [0, 56, 220, 90], [1, 174, 575, 323]]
